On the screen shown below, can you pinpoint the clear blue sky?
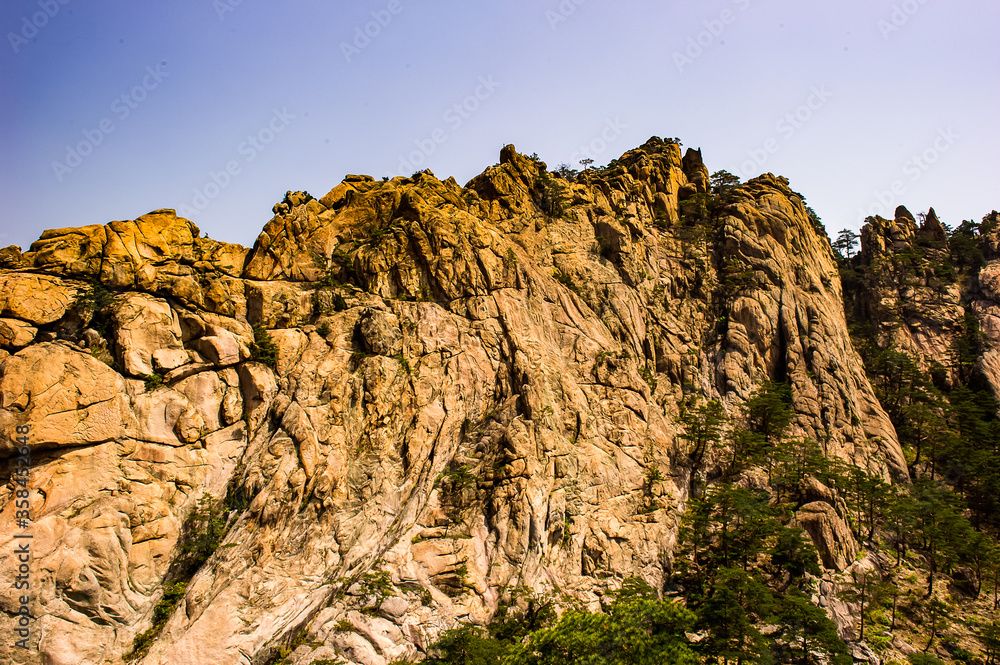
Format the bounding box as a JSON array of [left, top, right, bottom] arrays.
[[2, 0, 997, 251]]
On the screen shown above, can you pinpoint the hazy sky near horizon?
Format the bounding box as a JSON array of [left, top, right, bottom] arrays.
[[2, 0, 997, 251]]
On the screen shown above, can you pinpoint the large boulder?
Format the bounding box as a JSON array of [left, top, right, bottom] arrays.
[[113, 294, 186, 377], [0, 272, 79, 325], [358, 309, 403, 356], [794, 501, 858, 571], [0, 342, 135, 452], [0, 318, 36, 348]]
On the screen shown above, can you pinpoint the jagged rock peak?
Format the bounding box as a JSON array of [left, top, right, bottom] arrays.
[[860, 205, 952, 262], [681, 146, 710, 193], [921, 206, 948, 242]]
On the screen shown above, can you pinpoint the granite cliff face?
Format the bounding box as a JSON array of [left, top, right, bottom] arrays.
[[0, 138, 974, 664], [848, 205, 1000, 399]]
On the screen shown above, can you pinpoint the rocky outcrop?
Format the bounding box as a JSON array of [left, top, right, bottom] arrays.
[[848, 206, 1000, 410], [715, 176, 904, 479], [794, 502, 858, 571], [0, 139, 914, 664], [851, 206, 965, 384], [962, 212, 1000, 403]]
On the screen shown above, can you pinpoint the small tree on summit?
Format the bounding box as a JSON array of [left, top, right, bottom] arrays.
[[710, 170, 741, 204], [833, 229, 860, 260], [554, 163, 578, 179]]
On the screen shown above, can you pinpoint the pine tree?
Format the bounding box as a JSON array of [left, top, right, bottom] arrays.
[[742, 380, 794, 482], [771, 437, 826, 506], [837, 567, 881, 642], [698, 567, 774, 665], [776, 590, 852, 665], [980, 620, 1000, 665], [911, 479, 972, 595], [833, 229, 860, 260], [923, 598, 950, 652], [678, 398, 726, 496], [422, 626, 507, 665], [886, 488, 918, 565], [839, 466, 892, 542], [768, 526, 822, 589], [710, 170, 742, 204]]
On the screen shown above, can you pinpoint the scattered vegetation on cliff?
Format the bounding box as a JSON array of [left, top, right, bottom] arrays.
[[72, 279, 120, 345], [127, 493, 234, 661], [251, 323, 279, 369], [533, 168, 569, 219]]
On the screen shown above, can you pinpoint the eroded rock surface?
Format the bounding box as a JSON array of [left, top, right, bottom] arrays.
[[0, 139, 923, 664]]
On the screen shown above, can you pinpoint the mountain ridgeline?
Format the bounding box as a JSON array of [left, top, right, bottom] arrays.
[[0, 137, 998, 665]]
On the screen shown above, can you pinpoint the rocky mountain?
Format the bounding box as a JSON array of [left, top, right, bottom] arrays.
[[0, 138, 996, 665]]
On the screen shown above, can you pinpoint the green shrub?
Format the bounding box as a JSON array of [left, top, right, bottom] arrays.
[[438, 463, 476, 494], [422, 625, 507, 664], [73, 280, 119, 336], [551, 268, 580, 296], [223, 482, 253, 515], [74, 279, 118, 315], [392, 353, 411, 374], [181, 493, 229, 572], [505, 580, 697, 665], [129, 581, 188, 659], [678, 192, 714, 226], [652, 208, 671, 230], [639, 365, 658, 391], [126, 494, 230, 660], [251, 324, 279, 369], [144, 373, 164, 391]]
